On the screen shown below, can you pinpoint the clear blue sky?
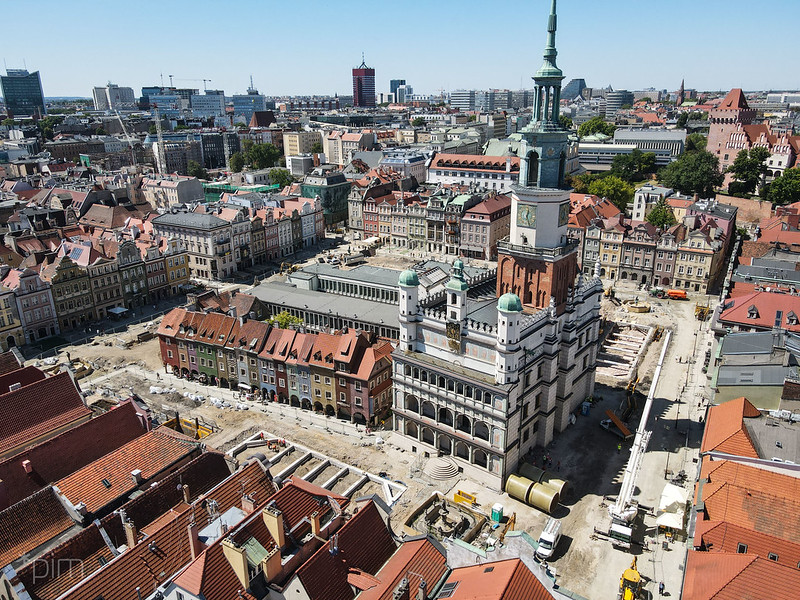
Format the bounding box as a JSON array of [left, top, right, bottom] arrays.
[[3, 0, 797, 98]]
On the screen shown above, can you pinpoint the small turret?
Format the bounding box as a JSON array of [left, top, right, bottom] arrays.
[[398, 269, 420, 352], [445, 259, 468, 323], [496, 292, 523, 385]]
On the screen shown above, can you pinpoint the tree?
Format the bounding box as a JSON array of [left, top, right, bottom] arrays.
[[187, 160, 208, 180], [268, 311, 303, 329], [686, 133, 707, 153], [411, 117, 426, 127], [578, 116, 616, 138], [639, 97, 652, 104], [467, 115, 477, 122], [241, 139, 254, 154], [676, 111, 708, 129], [646, 198, 677, 229], [148, 124, 158, 135], [246, 143, 280, 169], [764, 168, 800, 205], [727, 147, 770, 195], [2, 118, 17, 127], [588, 175, 634, 212], [659, 150, 724, 197], [568, 173, 598, 194], [269, 168, 293, 189], [310, 141, 323, 154], [558, 114, 573, 130], [229, 152, 245, 173], [611, 149, 657, 182]]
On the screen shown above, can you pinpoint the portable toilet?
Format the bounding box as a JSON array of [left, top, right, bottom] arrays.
[[491, 503, 504, 522]]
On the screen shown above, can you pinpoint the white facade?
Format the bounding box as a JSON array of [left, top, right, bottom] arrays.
[[190, 93, 226, 117]]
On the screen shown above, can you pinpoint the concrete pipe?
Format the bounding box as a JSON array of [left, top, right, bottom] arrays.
[[527, 482, 560, 514], [518, 463, 545, 483], [540, 472, 568, 497], [505, 474, 535, 504]]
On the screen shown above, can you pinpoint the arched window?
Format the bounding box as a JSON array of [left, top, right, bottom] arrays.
[[527, 151, 539, 186]]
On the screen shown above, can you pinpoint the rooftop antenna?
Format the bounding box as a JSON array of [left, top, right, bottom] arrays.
[[160, 72, 164, 87]]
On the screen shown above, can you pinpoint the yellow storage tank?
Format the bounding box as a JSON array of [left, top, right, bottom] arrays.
[[505, 474, 535, 504], [527, 482, 560, 514], [540, 472, 568, 497], [518, 463, 544, 483]]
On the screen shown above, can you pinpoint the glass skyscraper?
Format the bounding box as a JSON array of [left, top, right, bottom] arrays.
[[1, 69, 45, 118]]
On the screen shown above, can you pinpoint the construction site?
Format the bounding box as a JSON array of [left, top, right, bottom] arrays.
[[28, 274, 715, 600]]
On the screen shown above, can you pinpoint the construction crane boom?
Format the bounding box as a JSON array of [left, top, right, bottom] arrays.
[[114, 110, 137, 167], [610, 330, 672, 522], [152, 105, 165, 174]]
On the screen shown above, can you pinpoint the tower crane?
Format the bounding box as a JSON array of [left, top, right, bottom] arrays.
[[172, 78, 212, 91], [114, 110, 138, 167], [151, 104, 166, 174]]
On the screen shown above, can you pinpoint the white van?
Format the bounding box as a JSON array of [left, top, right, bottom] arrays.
[[536, 517, 562, 559]]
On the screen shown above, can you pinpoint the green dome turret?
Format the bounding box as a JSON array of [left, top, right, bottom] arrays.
[[399, 269, 419, 287], [498, 293, 523, 313]]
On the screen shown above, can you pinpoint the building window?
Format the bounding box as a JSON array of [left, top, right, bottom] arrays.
[[167, 350, 173, 358], [737, 543, 747, 554], [768, 553, 779, 561], [339, 392, 346, 401], [355, 397, 362, 407]]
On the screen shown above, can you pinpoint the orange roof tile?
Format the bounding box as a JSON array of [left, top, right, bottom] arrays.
[[683, 551, 800, 600], [700, 398, 760, 458], [53, 428, 201, 515], [0, 371, 91, 459], [0, 487, 75, 568], [718, 292, 800, 333], [444, 558, 555, 600], [698, 521, 800, 569], [357, 538, 447, 600], [0, 350, 22, 375]]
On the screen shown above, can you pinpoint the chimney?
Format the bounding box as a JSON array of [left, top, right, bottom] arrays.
[[417, 579, 427, 600], [131, 469, 144, 485], [22, 459, 33, 474], [393, 578, 410, 600], [187, 522, 203, 560], [182, 484, 190, 503], [310, 510, 322, 537], [124, 519, 138, 548], [221, 539, 250, 589], [242, 493, 256, 513], [9, 382, 21, 392], [262, 505, 286, 549], [261, 546, 282, 583]]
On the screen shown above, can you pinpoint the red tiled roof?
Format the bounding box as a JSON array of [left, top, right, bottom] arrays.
[[0, 487, 75, 568], [716, 89, 750, 111], [0, 399, 148, 510], [430, 154, 520, 172], [53, 428, 201, 515], [683, 551, 800, 600], [444, 558, 555, 600], [700, 398, 760, 458], [357, 538, 448, 600], [718, 292, 800, 333], [698, 521, 800, 569], [0, 350, 22, 375], [0, 365, 46, 394], [0, 371, 91, 459], [295, 501, 397, 600]]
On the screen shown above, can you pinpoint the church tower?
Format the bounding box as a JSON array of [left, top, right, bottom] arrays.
[[496, 0, 578, 314]]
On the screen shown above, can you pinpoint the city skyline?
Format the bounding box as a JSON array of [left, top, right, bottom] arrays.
[[1, 0, 798, 99]]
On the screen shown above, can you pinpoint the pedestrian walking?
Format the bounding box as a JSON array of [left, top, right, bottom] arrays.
[[658, 581, 665, 596], [617, 443, 622, 453]]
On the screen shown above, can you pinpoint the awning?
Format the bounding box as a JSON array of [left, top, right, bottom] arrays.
[[656, 483, 688, 530], [238, 382, 252, 391], [108, 306, 129, 315]]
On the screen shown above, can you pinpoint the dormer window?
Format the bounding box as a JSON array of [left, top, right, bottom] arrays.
[[747, 305, 759, 319], [788, 312, 798, 326]]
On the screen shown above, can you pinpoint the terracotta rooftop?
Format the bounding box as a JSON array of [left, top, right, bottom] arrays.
[[295, 501, 397, 600], [356, 538, 448, 600], [700, 397, 760, 458], [716, 88, 750, 111], [0, 371, 91, 460], [53, 428, 202, 516], [0, 365, 46, 394], [0, 487, 75, 569], [0, 399, 148, 510], [697, 521, 800, 570], [683, 551, 800, 600], [0, 350, 22, 375], [443, 558, 555, 600]]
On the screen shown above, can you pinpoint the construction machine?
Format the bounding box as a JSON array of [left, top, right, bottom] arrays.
[[695, 302, 710, 321], [618, 557, 643, 600]]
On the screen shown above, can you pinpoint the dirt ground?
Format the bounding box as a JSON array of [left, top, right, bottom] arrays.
[[39, 277, 715, 600]]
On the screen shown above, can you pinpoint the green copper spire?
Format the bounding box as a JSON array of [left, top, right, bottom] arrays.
[[535, 0, 563, 79]]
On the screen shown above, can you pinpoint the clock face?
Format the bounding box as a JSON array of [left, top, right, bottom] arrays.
[[517, 204, 537, 228]]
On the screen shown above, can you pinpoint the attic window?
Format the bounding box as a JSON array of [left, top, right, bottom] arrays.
[[737, 543, 748, 554], [483, 566, 494, 573], [437, 582, 459, 599], [97, 556, 107, 566], [789, 312, 798, 325], [102, 478, 112, 488], [768, 553, 779, 561], [747, 305, 759, 319]]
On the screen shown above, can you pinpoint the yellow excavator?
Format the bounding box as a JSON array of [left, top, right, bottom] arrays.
[[618, 557, 643, 600]]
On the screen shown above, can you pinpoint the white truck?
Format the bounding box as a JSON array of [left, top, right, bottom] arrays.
[[536, 517, 562, 559]]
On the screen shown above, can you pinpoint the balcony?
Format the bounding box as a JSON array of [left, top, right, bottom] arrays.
[[497, 238, 579, 259]]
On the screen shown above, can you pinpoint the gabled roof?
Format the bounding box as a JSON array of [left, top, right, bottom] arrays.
[[683, 551, 800, 600], [53, 428, 201, 515], [0, 365, 46, 393], [356, 538, 448, 600], [697, 521, 800, 569], [716, 88, 750, 111], [0, 487, 74, 569], [0, 371, 90, 459], [718, 292, 800, 333], [443, 558, 556, 600], [295, 501, 396, 600], [0, 350, 22, 375], [0, 399, 148, 509], [700, 398, 760, 458]]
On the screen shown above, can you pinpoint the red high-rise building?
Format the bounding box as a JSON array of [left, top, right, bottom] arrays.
[[352, 58, 375, 108]]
